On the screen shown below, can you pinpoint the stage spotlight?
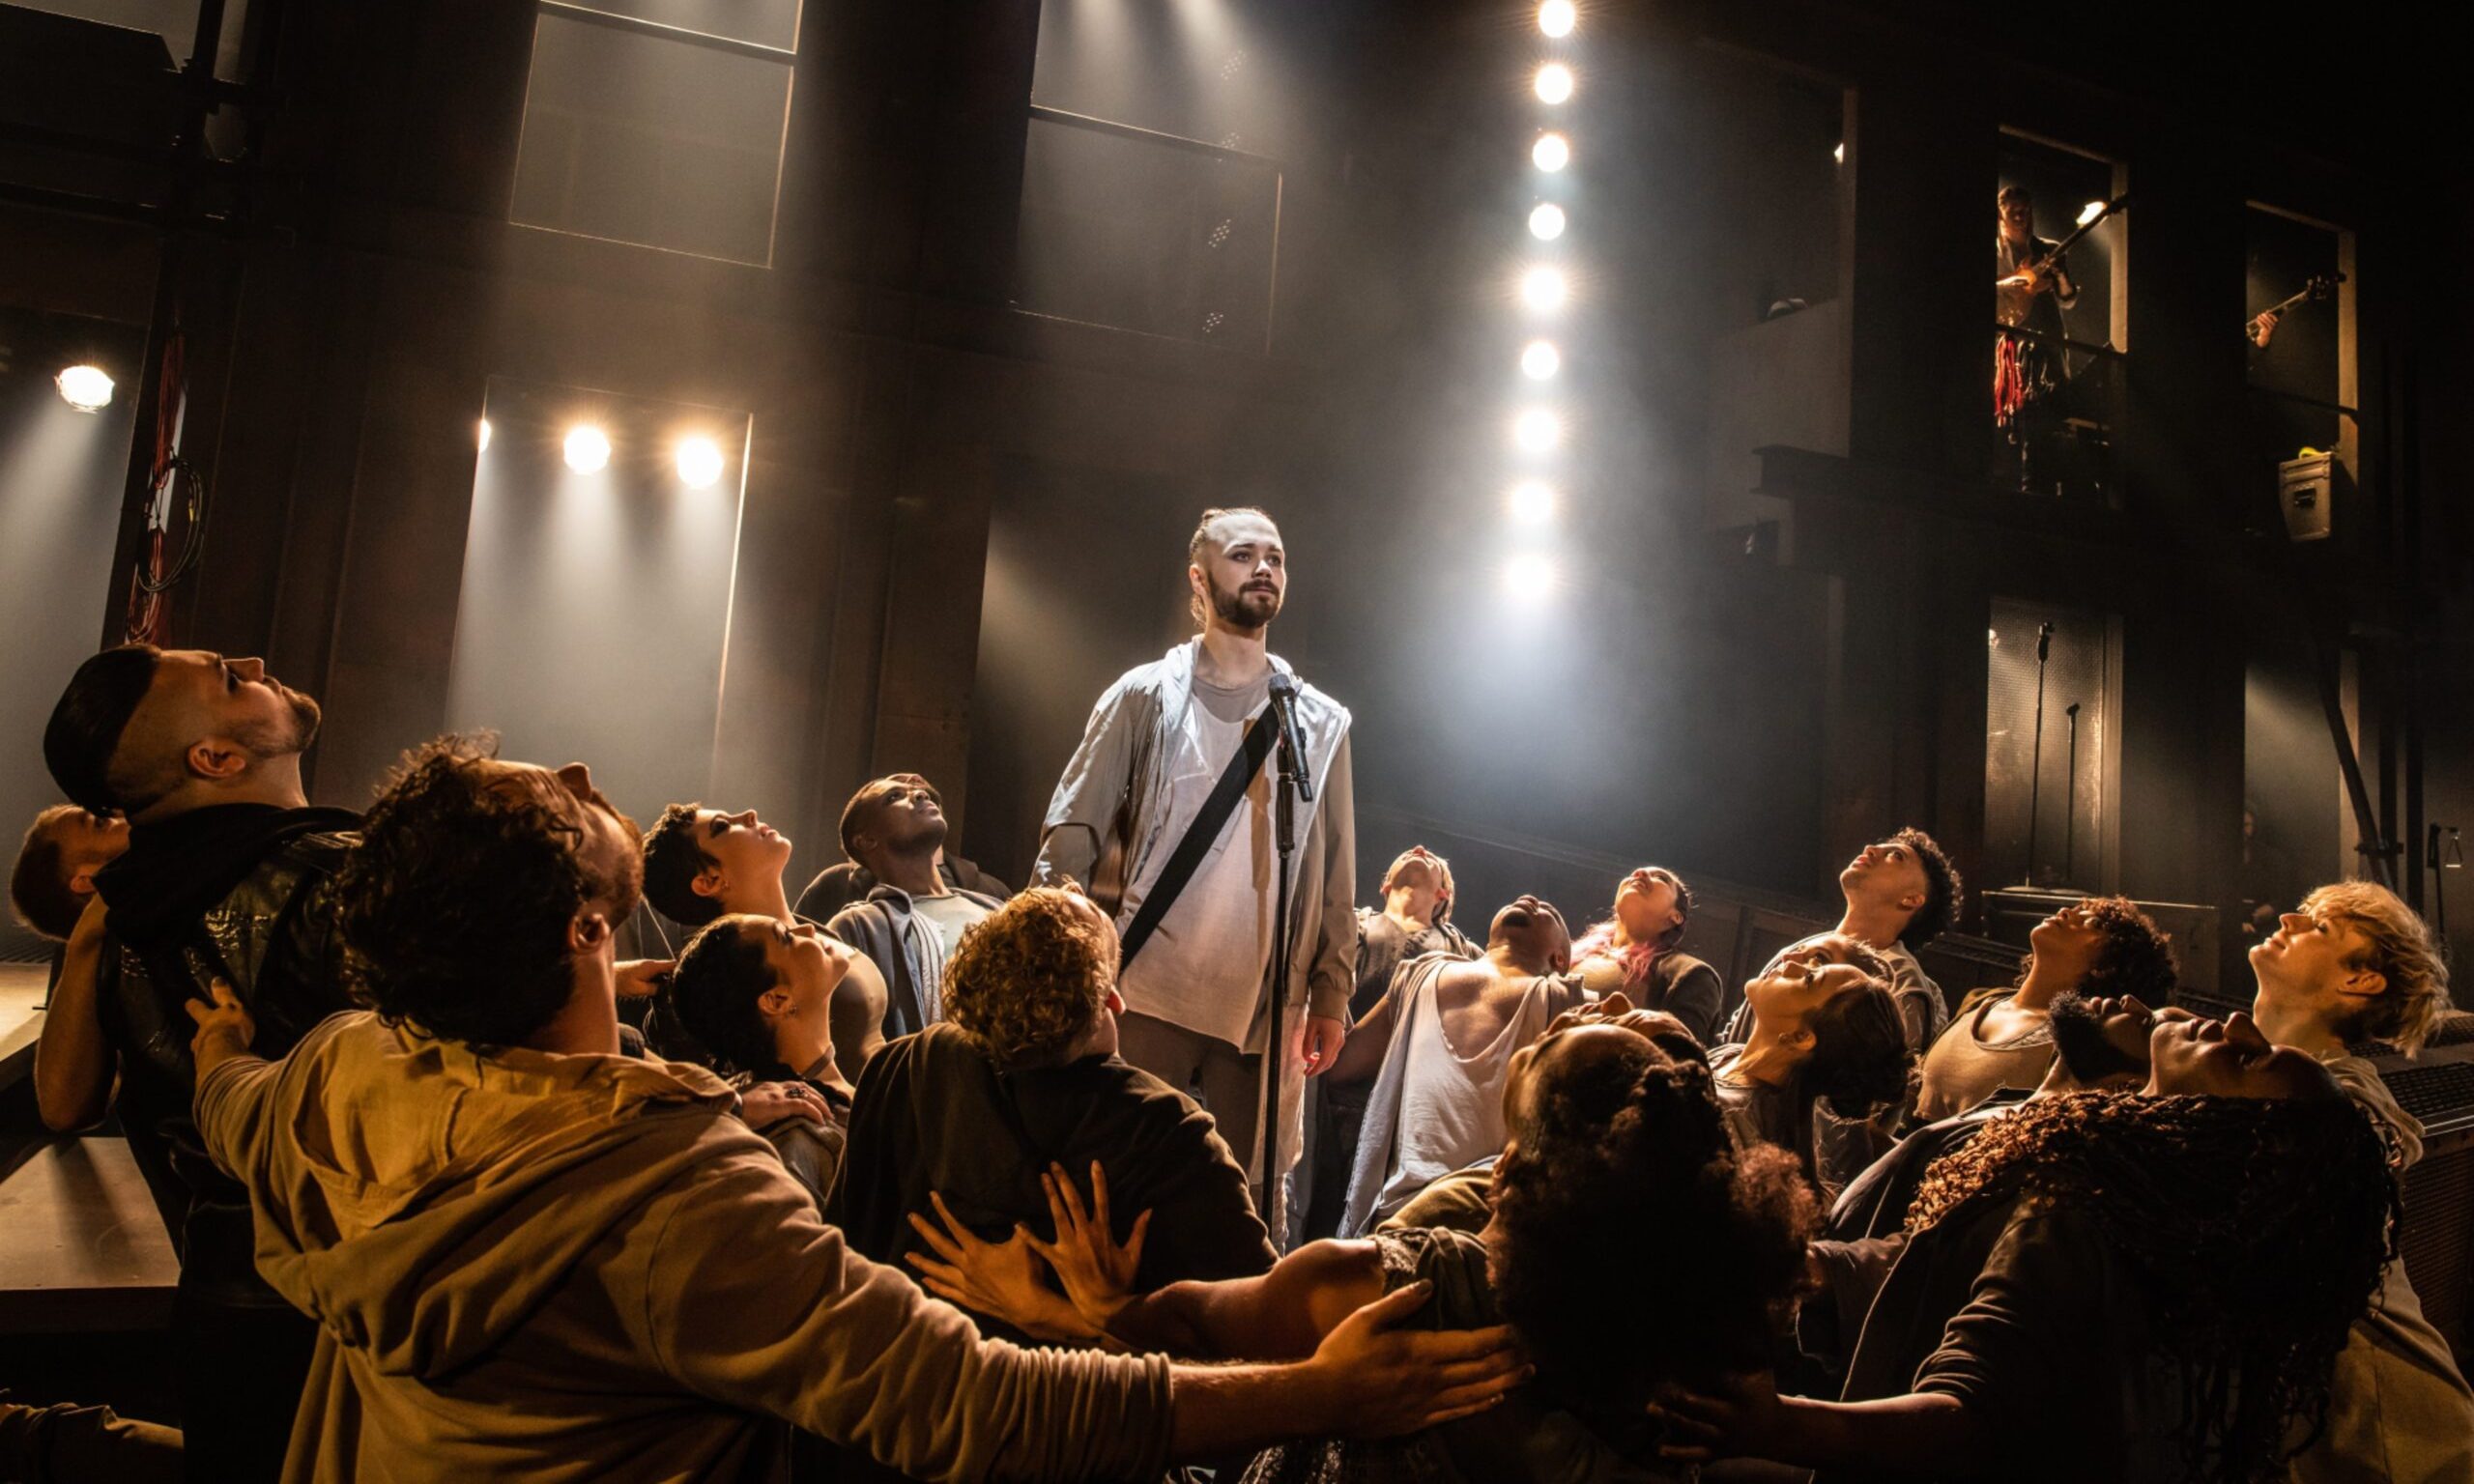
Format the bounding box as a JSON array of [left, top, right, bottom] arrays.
[[1513, 408, 1560, 452], [1501, 552, 1557, 598], [676, 435, 725, 488], [1833, 141, 1846, 164], [477, 417, 492, 453], [1508, 479, 1557, 524], [1520, 266, 1568, 311], [2078, 199, 2109, 226], [1535, 64, 1573, 104], [1528, 202, 1566, 241], [1532, 132, 1569, 172], [1538, 0, 1575, 38], [55, 364, 114, 413], [563, 424, 612, 474], [1520, 340, 1561, 380]]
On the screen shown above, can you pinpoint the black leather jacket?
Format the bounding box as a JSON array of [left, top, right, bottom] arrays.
[[93, 804, 360, 1305]]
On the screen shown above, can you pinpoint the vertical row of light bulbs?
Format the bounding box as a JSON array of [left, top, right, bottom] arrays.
[[1502, 0, 1579, 597]]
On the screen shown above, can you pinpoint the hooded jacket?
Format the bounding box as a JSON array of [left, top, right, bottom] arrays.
[[196, 1012, 1174, 1484], [93, 801, 360, 1301], [824, 883, 1005, 1043]]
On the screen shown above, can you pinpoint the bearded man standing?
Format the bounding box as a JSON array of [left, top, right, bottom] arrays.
[[1035, 507, 1356, 1231]]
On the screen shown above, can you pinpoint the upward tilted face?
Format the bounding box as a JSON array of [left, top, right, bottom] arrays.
[[691, 807, 795, 886], [2028, 900, 2108, 984], [2250, 907, 2382, 1020], [1489, 894, 1571, 968], [1611, 868, 1682, 944], [1192, 512, 1285, 632], [1383, 847, 1450, 923], [1744, 933, 1878, 1026], [2145, 1011, 2337, 1100], [1840, 840, 1929, 921], [747, 916, 853, 1020]]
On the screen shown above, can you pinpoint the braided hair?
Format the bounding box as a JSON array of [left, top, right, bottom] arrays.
[[1906, 1091, 2396, 1484]]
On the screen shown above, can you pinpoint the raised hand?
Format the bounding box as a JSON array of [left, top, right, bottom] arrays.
[[906, 1191, 1092, 1342], [1025, 1161, 1149, 1330], [1309, 1282, 1530, 1438], [185, 977, 256, 1077]]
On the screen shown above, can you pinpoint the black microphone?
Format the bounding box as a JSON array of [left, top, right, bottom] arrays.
[[1265, 671, 1317, 802], [2036, 621, 2054, 662]]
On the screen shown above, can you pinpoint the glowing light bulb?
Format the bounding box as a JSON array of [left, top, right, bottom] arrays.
[[1532, 132, 1570, 172], [1535, 64, 1573, 104], [1520, 340, 1561, 380], [1528, 203, 1566, 241], [1520, 266, 1568, 311], [476, 417, 492, 452], [1501, 552, 1557, 598], [55, 364, 113, 412], [1513, 408, 1560, 452], [1538, 0, 1575, 38], [1832, 141, 1846, 164], [1509, 479, 1557, 524], [563, 424, 612, 474], [676, 436, 725, 488]]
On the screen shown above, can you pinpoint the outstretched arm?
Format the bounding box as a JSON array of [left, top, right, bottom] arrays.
[[1652, 1374, 1987, 1472]]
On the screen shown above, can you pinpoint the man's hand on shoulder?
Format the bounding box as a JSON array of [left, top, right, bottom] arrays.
[[185, 978, 257, 1078]]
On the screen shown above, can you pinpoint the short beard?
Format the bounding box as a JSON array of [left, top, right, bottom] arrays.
[[1208, 571, 1280, 631], [233, 688, 323, 760], [2049, 992, 2143, 1085]]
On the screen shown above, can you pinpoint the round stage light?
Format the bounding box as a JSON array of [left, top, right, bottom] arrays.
[[1513, 408, 1560, 452], [2078, 199, 2109, 226], [563, 424, 612, 474], [56, 364, 114, 413], [1520, 265, 1568, 311], [1508, 479, 1557, 525], [676, 435, 726, 488], [1520, 339, 1561, 380], [1528, 202, 1566, 240], [1535, 64, 1573, 104], [1532, 132, 1570, 172], [1501, 552, 1557, 597], [476, 417, 492, 453], [1539, 0, 1576, 38]]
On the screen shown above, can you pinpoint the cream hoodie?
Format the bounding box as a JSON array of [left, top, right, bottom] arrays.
[[197, 1011, 1173, 1483]]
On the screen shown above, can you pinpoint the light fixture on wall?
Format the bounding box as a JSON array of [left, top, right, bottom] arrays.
[[1534, 64, 1573, 103], [1538, 0, 1575, 38], [1519, 266, 1568, 311], [1528, 202, 1566, 240], [1531, 132, 1569, 172], [56, 364, 114, 413], [1508, 479, 1557, 525], [1520, 339, 1561, 380], [563, 424, 612, 474], [1512, 408, 1560, 452], [676, 435, 725, 488]]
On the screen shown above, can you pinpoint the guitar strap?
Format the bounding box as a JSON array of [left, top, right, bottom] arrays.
[[1117, 714, 1277, 969]]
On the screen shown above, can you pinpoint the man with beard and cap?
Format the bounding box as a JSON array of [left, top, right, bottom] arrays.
[[820, 774, 1005, 1062], [41, 643, 358, 1480], [1035, 507, 1357, 1229]]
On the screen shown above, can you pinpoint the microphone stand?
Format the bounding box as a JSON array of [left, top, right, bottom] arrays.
[[2024, 621, 2053, 887], [2062, 702, 2081, 886], [1262, 675, 1315, 1249]]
